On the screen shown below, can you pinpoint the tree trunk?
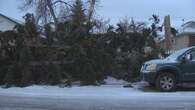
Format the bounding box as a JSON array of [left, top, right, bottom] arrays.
[[88, 0, 96, 21], [46, 0, 58, 25]]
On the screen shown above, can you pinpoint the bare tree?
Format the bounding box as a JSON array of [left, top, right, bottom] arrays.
[[116, 17, 146, 33], [129, 18, 146, 33], [87, 0, 99, 22], [93, 18, 110, 33], [20, 0, 72, 25]]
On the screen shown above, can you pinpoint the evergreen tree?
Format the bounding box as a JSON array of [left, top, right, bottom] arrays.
[[44, 24, 54, 46], [150, 14, 161, 38], [71, 0, 87, 34], [23, 13, 39, 43]]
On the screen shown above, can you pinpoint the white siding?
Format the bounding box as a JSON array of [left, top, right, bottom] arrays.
[[0, 16, 17, 32]]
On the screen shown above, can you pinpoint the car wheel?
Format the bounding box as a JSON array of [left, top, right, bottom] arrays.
[[156, 73, 176, 92]]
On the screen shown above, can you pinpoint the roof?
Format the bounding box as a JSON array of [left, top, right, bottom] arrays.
[[176, 21, 195, 38], [0, 13, 23, 25], [179, 21, 195, 33], [181, 21, 195, 28]]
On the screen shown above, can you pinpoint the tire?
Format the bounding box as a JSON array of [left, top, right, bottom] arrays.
[[155, 73, 176, 92]]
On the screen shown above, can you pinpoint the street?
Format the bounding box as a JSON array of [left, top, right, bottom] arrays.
[[0, 85, 195, 110], [0, 94, 195, 110]]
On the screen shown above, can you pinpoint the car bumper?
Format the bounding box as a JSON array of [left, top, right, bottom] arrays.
[[141, 71, 157, 83]]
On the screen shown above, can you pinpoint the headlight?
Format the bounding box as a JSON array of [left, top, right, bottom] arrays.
[[145, 64, 157, 72]]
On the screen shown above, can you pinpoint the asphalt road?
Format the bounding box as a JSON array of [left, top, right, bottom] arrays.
[[0, 94, 195, 110]]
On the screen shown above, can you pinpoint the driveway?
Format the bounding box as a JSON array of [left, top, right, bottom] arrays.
[[0, 84, 195, 110]]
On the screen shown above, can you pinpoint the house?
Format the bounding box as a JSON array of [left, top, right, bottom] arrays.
[[172, 21, 195, 51], [0, 13, 44, 47], [158, 16, 195, 52], [0, 13, 22, 32]]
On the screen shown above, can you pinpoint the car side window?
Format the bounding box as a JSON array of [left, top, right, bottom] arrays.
[[190, 50, 195, 61]]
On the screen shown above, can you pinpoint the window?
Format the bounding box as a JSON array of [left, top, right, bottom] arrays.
[[191, 51, 195, 61]]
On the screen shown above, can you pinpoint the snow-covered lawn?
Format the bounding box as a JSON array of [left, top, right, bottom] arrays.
[[0, 77, 195, 100], [0, 85, 138, 98], [0, 84, 195, 100]]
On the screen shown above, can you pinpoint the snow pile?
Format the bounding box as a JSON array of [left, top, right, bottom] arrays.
[[104, 76, 128, 85], [131, 81, 149, 89]]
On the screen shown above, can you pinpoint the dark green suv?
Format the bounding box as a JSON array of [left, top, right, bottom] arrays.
[[141, 46, 195, 91]]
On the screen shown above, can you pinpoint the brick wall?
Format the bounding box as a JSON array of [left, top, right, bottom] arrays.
[[172, 35, 189, 51], [189, 35, 195, 47]]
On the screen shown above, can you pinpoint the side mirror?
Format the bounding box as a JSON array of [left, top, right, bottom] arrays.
[[181, 54, 192, 63], [186, 54, 192, 61]]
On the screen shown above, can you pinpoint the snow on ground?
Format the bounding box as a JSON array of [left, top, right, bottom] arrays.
[[0, 77, 195, 100], [0, 84, 195, 101], [0, 85, 139, 99], [104, 76, 129, 85]]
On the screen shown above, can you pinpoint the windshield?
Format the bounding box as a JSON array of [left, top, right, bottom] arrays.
[[165, 48, 190, 60]]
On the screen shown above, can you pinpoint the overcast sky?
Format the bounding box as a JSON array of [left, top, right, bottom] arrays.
[[0, 0, 195, 27]]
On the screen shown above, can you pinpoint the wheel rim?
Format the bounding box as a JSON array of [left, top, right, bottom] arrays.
[[159, 76, 174, 90]]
